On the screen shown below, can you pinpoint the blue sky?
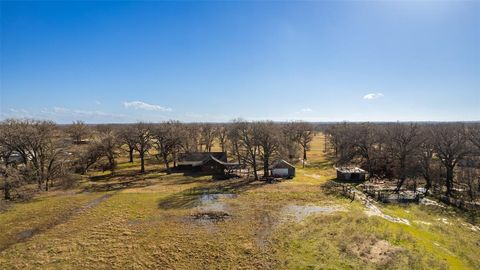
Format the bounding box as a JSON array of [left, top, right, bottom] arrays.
[[1, 1, 479, 123]]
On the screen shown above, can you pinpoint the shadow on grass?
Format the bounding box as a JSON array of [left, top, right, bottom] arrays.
[[157, 178, 266, 210], [83, 179, 153, 192]]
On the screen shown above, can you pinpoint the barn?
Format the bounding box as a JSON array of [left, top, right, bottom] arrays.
[[336, 167, 368, 181], [270, 159, 296, 179]]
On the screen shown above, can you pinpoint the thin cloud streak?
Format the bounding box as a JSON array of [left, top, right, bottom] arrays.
[[363, 93, 384, 100], [123, 101, 172, 112]]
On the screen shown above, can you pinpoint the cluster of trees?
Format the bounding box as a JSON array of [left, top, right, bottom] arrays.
[[0, 119, 67, 198], [326, 122, 480, 200], [0, 119, 315, 200]]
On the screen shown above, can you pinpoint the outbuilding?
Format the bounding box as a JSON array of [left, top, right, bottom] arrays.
[[270, 159, 296, 179], [336, 167, 368, 181], [176, 152, 241, 175]]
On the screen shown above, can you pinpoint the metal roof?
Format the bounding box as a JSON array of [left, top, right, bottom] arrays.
[[335, 167, 367, 174]]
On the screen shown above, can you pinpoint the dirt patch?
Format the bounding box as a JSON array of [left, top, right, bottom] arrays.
[[348, 238, 402, 265], [84, 193, 114, 209], [282, 204, 345, 222], [196, 193, 237, 213], [255, 212, 276, 249], [192, 211, 230, 222], [18, 229, 36, 240]]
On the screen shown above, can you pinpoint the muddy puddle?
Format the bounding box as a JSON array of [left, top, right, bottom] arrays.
[[196, 193, 237, 212], [193, 193, 237, 222]]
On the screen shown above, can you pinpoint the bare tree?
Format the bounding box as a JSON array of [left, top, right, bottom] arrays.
[[256, 122, 281, 178], [181, 124, 201, 152], [468, 125, 480, 152], [386, 123, 420, 192], [417, 129, 436, 194], [67, 120, 89, 144], [0, 119, 67, 191], [200, 124, 216, 152], [217, 126, 228, 153], [118, 125, 137, 163], [294, 122, 314, 167], [227, 124, 243, 164], [0, 166, 23, 200], [97, 130, 118, 173], [74, 143, 104, 174], [153, 121, 181, 173], [280, 123, 300, 161], [232, 120, 260, 180], [432, 124, 470, 197], [350, 124, 380, 178], [133, 123, 152, 173]]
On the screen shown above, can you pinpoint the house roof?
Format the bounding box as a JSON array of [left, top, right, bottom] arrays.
[[270, 159, 295, 169], [335, 167, 367, 174], [177, 152, 227, 166], [209, 155, 242, 168]]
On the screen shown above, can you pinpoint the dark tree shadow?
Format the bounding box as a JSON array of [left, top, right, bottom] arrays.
[[157, 178, 266, 210]]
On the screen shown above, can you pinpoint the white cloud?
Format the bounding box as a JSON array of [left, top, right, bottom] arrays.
[[301, 107, 313, 112], [363, 93, 384, 100], [123, 101, 172, 112], [94, 100, 101, 105]]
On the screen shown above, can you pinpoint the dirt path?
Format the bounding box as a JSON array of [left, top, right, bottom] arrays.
[[352, 188, 410, 225], [0, 193, 115, 252]]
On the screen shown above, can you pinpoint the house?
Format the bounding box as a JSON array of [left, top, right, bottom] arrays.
[[336, 167, 367, 181], [176, 152, 241, 174], [270, 159, 296, 179], [0, 151, 25, 164]]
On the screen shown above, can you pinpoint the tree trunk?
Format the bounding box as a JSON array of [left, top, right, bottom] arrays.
[[395, 158, 406, 193], [4, 181, 11, 200], [424, 175, 431, 194], [395, 178, 406, 193], [164, 156, 170, 174], [140, 152, 145, 173], [129, 148, 134, 163], [446, 165, 454, 197], [263, 156, 269, 178], [252, 156, 258, 180]]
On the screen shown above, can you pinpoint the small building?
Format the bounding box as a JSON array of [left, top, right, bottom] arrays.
[[270, 159, 296, 179], [176, 152, 241, 175], [336, 167, 367, 181], [0, 151, 25, 165]]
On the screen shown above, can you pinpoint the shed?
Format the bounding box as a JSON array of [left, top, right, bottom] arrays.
[[336, 167, 367, 181], [1, 151, 25, 164], [270, 159, 295, 179]]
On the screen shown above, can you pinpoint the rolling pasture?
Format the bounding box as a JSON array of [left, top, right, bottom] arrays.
[[1, 135, 479, 269]]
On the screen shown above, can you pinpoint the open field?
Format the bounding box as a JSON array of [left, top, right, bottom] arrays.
[[1, 134, 479, 269]]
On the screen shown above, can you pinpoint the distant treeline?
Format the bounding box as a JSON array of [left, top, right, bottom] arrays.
[[1, 119, 479, 205], [325, 122, 480, 203]]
